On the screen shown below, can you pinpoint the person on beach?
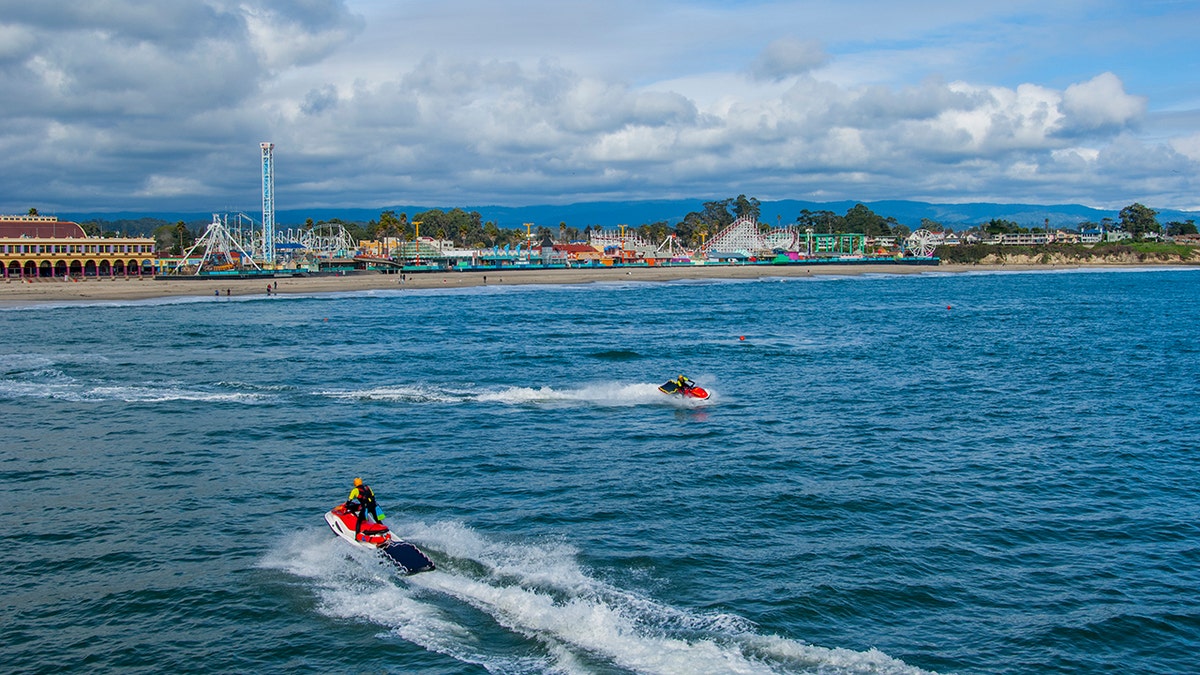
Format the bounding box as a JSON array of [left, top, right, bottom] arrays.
[[344, 477, 382, 540]]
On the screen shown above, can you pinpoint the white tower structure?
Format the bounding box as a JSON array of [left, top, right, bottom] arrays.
[[261, 142, 275, 265]]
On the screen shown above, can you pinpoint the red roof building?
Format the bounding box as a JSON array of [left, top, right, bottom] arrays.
[[0, 215, 86, 238]]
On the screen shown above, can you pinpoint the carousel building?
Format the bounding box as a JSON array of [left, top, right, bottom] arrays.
[[1, 215, 157, 279]]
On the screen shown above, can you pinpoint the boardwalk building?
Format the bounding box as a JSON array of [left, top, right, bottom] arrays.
[[1, 215, 157, 279]]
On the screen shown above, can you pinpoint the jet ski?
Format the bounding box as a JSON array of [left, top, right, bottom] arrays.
[[324, 504, 435, 574], [658, 376, 710, 400]]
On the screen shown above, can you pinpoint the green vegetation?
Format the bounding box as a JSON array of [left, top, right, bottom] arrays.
[[936, 241, 1195, 264], [359, 209, 556, 249], [1165, 219, 1198, 236], [152, 221, 196, 255], [81, 216, 206, 238], [1111, 242, 1196, 259], [1119, 203, 1159, 239], [934, 243, 997, 263], [790, 203, 905, 238]]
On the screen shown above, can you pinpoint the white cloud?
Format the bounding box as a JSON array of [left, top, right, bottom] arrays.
[[137, 175, 210, 198], [241, 1, 364, 71], [1060, 72, 1146, 134], [0, 0, 1197, 214], [1052, 146, 1101, 164], [0, 22, 36, 62], [1170, 133, 1200, 162]]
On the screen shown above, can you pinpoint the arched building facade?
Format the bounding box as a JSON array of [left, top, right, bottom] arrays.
[[1, 215, 157, 279]]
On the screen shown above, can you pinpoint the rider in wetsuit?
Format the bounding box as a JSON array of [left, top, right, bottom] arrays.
[[344, 477, 383, 540]]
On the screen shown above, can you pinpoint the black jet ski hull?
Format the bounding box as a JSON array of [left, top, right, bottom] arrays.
[[382, 541, 436, 574]]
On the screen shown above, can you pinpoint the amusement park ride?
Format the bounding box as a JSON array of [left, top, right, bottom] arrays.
[[167, 215, 360, 276], [905, 229, 938, 257], [590, 216, 939, 260], [165, 142, 359, 276], [166, 142, 939, 276], [170, 214, 264, 275]]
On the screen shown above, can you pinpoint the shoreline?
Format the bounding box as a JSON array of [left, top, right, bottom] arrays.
[[1, 262, 1196, 306]]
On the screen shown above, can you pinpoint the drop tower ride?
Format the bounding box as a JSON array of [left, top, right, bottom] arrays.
[[261, 142, 275, 265]]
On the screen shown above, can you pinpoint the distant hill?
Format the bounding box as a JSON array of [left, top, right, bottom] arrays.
[[61, 199, 1198, 233]]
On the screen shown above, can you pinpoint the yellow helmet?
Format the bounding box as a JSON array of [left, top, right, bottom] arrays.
[[353, 477, 363, 487]]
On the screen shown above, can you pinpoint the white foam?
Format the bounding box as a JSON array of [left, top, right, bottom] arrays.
[[318, 381, 716, 409], [0, 353, 57, 372], [318, 384, 470, 403], [265, 522, 935, 675], [744, 635, 933, 674], [478, 382, 664, 407], [0, 352, 111, 374], [0, 377, 266, 403], [479, 382, 715, 409], [0, 351, 275, 403], [82, 385, 266, 403], [0, 292, 250, 311], [262, 529, 560, 673]]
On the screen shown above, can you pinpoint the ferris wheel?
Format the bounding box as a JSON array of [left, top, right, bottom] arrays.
[[906, 229, 937, 257]]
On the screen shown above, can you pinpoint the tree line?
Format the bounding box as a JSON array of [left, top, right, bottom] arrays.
[[973, 203, 1197, 239]]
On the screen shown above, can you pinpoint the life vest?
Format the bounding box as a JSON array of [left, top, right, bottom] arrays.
[[349, 485, 376, 506]]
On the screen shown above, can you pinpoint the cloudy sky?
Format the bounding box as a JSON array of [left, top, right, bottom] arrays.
[[3, 0, 1198, 217]]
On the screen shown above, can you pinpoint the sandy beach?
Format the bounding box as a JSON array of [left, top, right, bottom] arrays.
[[0, 262, 1191, 306]]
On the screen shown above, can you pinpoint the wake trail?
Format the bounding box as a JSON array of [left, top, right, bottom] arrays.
[[320, 380, 716, 408], [265, 522, 934, 675]]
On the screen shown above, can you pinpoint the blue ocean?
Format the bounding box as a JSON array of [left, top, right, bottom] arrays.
[[2, 267, 1199, 674]]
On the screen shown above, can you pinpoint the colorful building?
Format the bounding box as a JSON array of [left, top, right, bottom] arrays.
[[1, 215, 157, 279]]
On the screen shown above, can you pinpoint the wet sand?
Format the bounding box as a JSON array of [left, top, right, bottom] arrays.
[[0, 262, 1183, 306]]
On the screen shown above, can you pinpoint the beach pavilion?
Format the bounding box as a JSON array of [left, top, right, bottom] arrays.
[[1, 215, 158, 280]]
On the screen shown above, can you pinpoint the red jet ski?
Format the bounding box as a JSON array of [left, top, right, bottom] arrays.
[[324, 504, 435, 574], [658, 376, 710, 400]]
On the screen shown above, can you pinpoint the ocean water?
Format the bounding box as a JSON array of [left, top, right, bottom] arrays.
[[2, 267, 1199, 675]]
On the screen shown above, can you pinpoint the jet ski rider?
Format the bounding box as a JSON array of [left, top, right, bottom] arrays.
[[344, 477, 383, 540], [675, 374, 693, 390]]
